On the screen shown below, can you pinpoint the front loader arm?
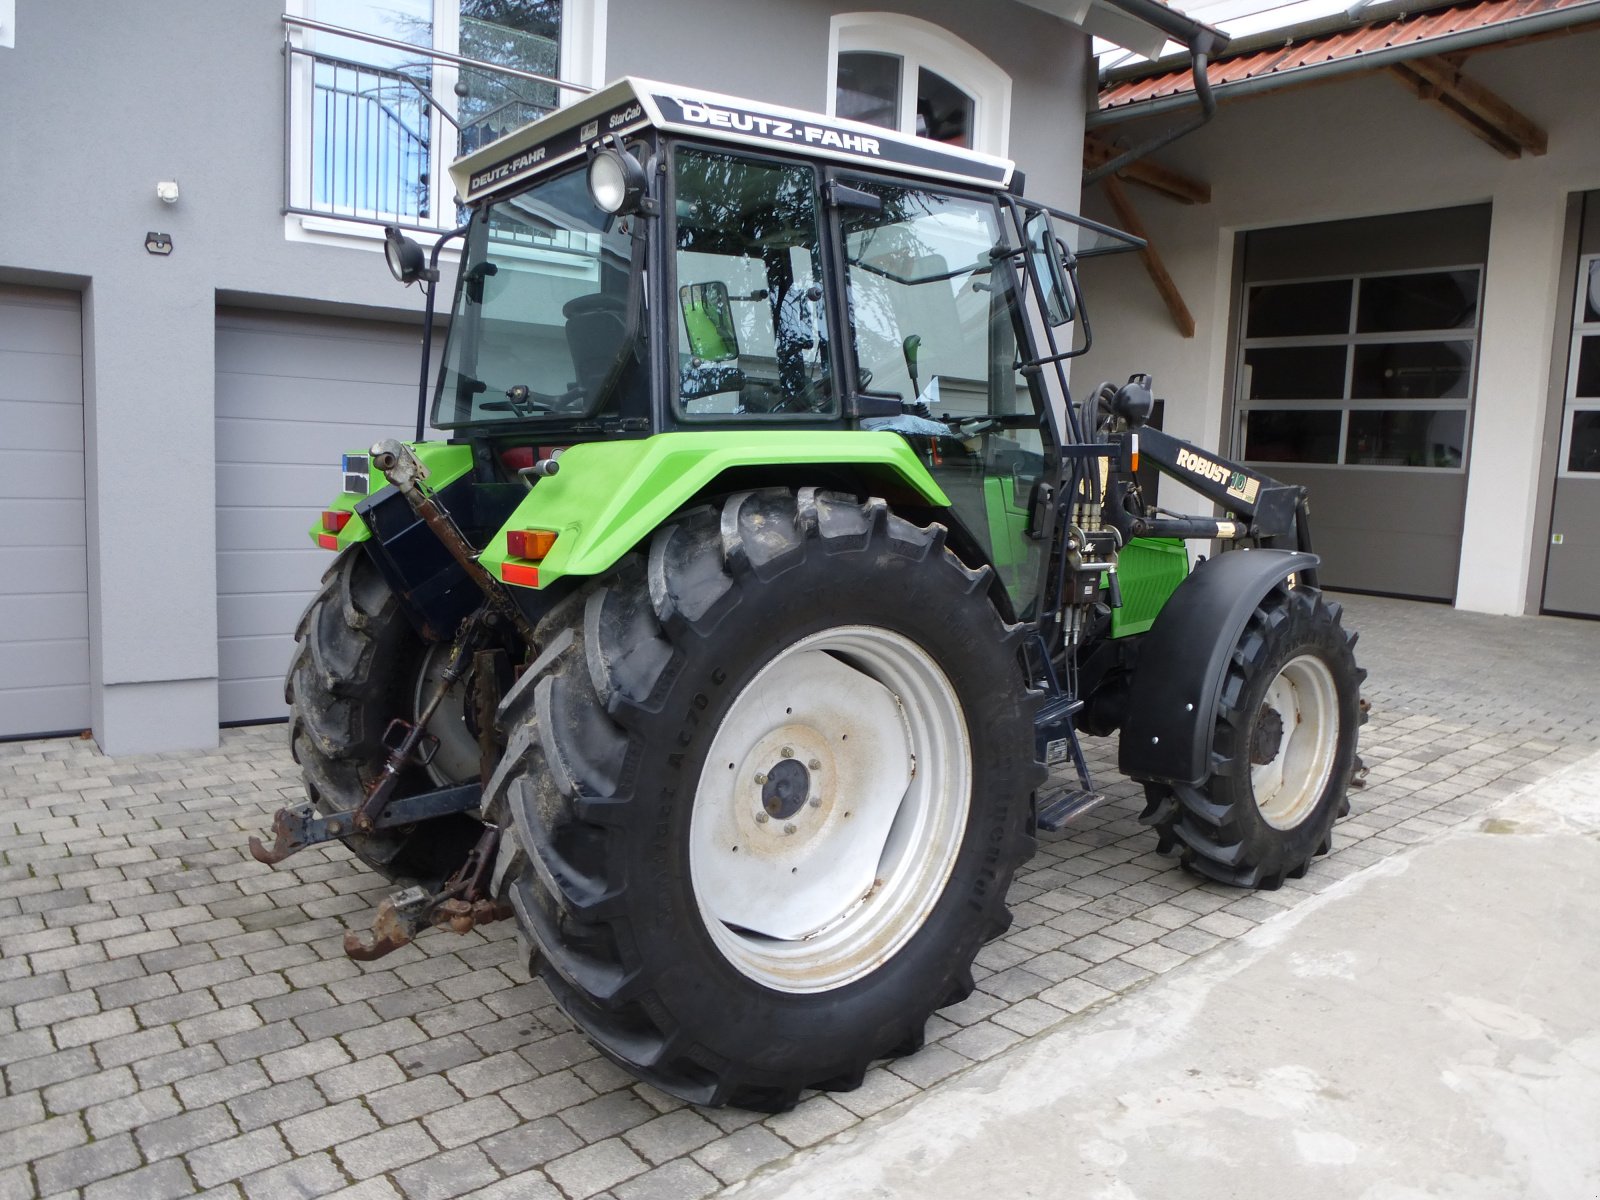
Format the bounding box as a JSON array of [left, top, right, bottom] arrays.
[[1100, 425, 1319, 587]]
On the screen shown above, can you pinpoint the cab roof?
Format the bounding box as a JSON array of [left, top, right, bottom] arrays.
[[449, 77, 1017, 205]]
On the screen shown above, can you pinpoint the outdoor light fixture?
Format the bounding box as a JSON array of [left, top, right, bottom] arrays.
[[144, 232, 173, 256], [587, 146, 645, 215], [382, 225, 429, 285], [156, 180, 180, 204]]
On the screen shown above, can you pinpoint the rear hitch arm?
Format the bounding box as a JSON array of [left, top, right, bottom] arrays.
[[247, 783, 483, 865]]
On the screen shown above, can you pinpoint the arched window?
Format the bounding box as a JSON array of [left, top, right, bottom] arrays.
[[827, 14, 1011, 157]]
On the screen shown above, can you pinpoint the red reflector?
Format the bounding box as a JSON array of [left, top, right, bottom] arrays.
[[321, 509, 352, 533], [506, 529, 558, 561], [501, 561, 540, 588], [316, 532, 340, 551], [499, 446, 536, 472]]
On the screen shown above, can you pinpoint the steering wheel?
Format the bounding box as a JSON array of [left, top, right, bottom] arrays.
[[479, 383, 585, 416]]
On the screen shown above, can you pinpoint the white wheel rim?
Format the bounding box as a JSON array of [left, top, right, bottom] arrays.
[[1250, 653, 1340, 830], [413, 644, 478, 786], [689, 626, 971, 993]]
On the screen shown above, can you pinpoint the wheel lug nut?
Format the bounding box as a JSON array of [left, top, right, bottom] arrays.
[[784, 823, 796, 835], [781, 747, 794, 759], [808, 798, 821, 808], [755, 812, 769, 824], [754, 772, 767, 785], [808, 758, 821, 770]]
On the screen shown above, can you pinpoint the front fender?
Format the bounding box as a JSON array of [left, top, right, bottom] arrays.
[[1118, 548, 1319, 786], [479, 431, 951, 589]]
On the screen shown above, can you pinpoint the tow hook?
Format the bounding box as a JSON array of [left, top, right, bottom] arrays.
[[342, 822, 511, 961]]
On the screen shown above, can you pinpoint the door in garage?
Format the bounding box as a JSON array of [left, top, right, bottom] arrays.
[[1231, 206, 1490, 601], [214, 309, 420, 723], [1543, 248, 1600, 617], [0, 286, 90, 739]]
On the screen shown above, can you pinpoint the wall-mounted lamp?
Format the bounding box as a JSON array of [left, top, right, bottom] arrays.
[[145, 232, 173, 256], [156, 180, 180, 205]]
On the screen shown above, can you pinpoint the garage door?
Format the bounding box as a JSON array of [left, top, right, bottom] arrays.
[[1230, 206, 1490, 601], [0, 287, 89, 739], [215, 309, 420, 724]]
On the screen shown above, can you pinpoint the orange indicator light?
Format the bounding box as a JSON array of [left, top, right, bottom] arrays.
[[506, 529, 558, 561], [321, 510, 352, 533]]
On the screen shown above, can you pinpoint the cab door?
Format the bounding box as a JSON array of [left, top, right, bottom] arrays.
[[829, 173, 1046, 612]]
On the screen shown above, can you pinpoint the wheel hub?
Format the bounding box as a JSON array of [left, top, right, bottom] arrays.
[[689, 627, 970, 992], [761, 757, 812, 821], [1250, 704, 1286, 767], [1250, 653, 1341, 831]]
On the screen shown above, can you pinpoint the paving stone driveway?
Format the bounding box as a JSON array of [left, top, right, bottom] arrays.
[[2, 595, 1597, 1200]]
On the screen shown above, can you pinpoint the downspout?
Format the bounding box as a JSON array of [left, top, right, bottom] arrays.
[[1084, 0, 1231, 183]]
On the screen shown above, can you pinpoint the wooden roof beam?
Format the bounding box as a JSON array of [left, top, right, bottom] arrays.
[[1099, 177, 1196, 339], [1388, 56, 1547, 158], [1084, 134, 1211, 205]]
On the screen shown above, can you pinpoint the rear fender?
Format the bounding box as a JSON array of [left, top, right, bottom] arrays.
[[1118, 548, 1319, 786], [479, 431, 950, 590]]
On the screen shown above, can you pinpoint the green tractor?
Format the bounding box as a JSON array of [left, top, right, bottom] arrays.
[[255, 78, 1364, 1111]]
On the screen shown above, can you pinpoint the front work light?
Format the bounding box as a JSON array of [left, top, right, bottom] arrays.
[[383, 225, 428, 285], [587, 147, 645, 215]]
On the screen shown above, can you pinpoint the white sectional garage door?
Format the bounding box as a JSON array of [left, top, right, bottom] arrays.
[[0, 287, 90, 739], [215, 309, 420, 724]]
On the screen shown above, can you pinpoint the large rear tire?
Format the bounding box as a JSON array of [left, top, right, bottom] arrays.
[[485, 488, 1041, 1110], [1142, 583, 1362, 889], [285, 549, 484, 882]]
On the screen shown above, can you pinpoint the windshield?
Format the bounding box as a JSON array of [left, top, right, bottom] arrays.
[[432, 163, 643, 427]]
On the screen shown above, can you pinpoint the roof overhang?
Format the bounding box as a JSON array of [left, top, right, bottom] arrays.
[[1094, 0, 1600, 124]]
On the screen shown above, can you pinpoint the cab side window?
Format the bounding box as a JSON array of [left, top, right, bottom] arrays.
[[671, 149, 835, 418]]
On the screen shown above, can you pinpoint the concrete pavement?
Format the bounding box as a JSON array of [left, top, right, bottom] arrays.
[[730, 752, 1600, 1200]]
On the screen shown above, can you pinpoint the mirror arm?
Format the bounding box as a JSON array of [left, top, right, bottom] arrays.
[[415, 222, 473, 442]]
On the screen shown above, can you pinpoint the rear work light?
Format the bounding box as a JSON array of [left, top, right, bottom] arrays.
[[505, 529, 558, 561]]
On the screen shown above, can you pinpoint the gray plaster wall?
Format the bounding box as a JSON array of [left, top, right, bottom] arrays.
[[604, 0, 1090, 215], [0, 1, 429, 753], [0, 0, 1090, 753]]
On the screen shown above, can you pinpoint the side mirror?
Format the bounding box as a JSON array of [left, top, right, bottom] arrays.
[[680, 281, 740, 363], [1024, 211, 1075, 326]]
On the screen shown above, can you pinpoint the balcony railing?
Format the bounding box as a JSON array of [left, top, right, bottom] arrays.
[[282, 15, 591, 232]]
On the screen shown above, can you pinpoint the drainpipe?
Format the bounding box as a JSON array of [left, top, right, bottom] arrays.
[[1084, 0, 1231, 183]]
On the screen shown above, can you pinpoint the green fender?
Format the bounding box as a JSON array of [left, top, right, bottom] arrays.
[[308, 442, 475, 551], [481, 431, 950, 588]]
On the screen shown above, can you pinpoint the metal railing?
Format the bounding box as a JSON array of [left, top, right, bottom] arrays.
[[282, 14, 592, 232]]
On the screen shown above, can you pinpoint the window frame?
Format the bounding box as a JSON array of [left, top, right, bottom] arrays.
[[1557, 254, 1600, 477], [283, 0, 604, 243], [663, 140, 845, 427], [1234, 262, 1485, 473], [825, 13, 1012, 158]]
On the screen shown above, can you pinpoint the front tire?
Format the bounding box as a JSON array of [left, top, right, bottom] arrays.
[[1143, 583, 1362, 889], [486, 488, 1041, 1110]]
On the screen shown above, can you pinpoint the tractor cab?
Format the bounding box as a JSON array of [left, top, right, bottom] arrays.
[[387, 78, 1139, 616]]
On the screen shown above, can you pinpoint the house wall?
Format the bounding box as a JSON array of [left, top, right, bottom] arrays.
[[1077, 28, 1600, 614], [0, 0, 1092, 753], [606, 0, 1091, 214], [0, 1, 432, 754]]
